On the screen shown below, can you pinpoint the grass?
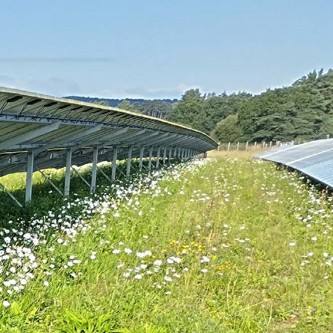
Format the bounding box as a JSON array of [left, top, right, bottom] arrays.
[[1, 155, 333, 332]]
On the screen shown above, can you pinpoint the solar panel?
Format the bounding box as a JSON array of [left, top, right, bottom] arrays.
[[0, 87, 217, 176], [256, 139, 333, 188]]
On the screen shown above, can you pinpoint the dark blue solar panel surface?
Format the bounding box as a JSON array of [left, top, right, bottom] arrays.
[[256, 139, 333, 188]]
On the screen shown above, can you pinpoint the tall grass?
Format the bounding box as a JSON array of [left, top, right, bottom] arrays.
[[1, 156, 333, 332]]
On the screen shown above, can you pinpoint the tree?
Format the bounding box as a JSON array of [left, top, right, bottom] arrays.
[[168, 89, 206, 131], [117, 100, 140, 113], [211, 114, 242, 143]]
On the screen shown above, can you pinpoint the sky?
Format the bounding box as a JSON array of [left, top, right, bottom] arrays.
[[0, 0, 332, 99]]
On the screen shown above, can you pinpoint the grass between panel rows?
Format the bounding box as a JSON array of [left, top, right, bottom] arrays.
[[1, 156, 333, 332]]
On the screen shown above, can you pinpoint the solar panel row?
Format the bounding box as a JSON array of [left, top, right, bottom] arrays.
[[0, 87, 217, 205], [256, 139, 333, 188], [0, 87, 217, 177]]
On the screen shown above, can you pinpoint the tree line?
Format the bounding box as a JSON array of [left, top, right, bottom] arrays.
[[70, 69, 333, 143], [168, 69, 333, 143]]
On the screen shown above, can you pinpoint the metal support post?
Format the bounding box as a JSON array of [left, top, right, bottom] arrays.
[[148, 146, 153, 172], [64, 148, 72, 197], [156, 147, 161, 169], [168, 147, 172, 164], [173, 147, 177, 157], [112, 147, 118, 181], [162, 147, 167, 165], [25, 151, 34, 204], [181, 148, 185, 160], [139, 146, 144, 172], [126, 146, 133, 179], [90, 146, 98, 193]]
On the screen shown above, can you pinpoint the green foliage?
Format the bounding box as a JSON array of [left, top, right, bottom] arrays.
[[211, 114, 242, 142], [166, 69, 333, 143], [135, 100, 174, 118], [117, 100, 140, 113], [168, 89, 206, 131], [168, 89, 250, 133], [69, 69, 333, 142], [237, 69, 333, 142], [56, 309, 116, 333]]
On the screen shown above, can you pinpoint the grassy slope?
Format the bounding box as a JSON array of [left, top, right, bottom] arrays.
[[1, 156, 333, 332]]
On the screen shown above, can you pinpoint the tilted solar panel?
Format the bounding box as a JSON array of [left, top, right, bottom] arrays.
[[256, 139, 333, 188]]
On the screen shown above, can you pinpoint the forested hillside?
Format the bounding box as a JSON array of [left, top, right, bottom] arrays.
[[68, 69, 333, 143], [235, 69, 333, 142], [169, 69, 333, 143]]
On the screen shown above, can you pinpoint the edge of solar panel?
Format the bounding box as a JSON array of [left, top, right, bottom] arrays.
[[0, 86, 217, 146], [256, 139, 333, 188]]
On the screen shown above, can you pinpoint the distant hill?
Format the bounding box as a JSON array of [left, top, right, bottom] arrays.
[[65, 96, 177, 107], [65, 96, 178, 119]]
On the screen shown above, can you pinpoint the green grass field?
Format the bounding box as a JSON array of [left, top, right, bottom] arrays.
[[1, 155, 333, 332]]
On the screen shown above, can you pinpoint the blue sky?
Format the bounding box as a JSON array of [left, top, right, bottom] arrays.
[[0, 0, 332, 99]]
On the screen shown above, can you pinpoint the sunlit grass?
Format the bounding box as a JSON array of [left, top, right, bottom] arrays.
[[1, 157, 333, 332]]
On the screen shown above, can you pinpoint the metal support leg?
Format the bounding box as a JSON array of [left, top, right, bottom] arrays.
[[112, 147, 118, 181], [39, 170, 63, 196], [174, 147, 177, 158], [169, 147, 172, 164], [90, 146, 98, 193], [64, 148, 72, 197], [25, 151, 34, 204], [162, 147, 167, 165], [179, 148, 183, 160], [126, 146, 133, 179], [148, 146, 153, 173], [139, 146, 144, 172], [0, 182, 23, 208], [177, 147, 181, 159], [156, 147, 161, 169], [97, 165, 112, 184], [71, 166, 90, 188]]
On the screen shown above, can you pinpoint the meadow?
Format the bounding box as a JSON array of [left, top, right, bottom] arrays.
[[1, 153, 333, 332]]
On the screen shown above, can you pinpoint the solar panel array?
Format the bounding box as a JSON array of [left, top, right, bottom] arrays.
[[0, 87, 217, 177], [256, 139, 333, 187]]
